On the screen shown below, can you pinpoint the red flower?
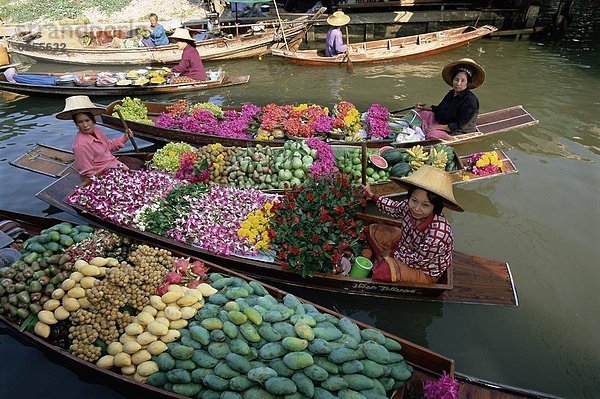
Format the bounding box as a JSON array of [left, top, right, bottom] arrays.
[[268, 229, 276, 239], [323, 244, 333, 251], [293, 216, 300, 223], [311, 234, 319, 243], [334, 205, 345, 214], [281, 262, 289, 270], [306, 193, 314, 201], [296, 230, 304, 238]]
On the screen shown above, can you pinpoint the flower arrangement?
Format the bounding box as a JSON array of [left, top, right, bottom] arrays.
[[237, 201, 276, 250], [151, 142, 195, 173], [174, 152, 212, 183], [67, 168, 180, 226], [270, 174, 366, 276], [306, 137, 339, 177], [259, 103, 331, 138], [331, 101, 362, 140], [157, 258, 209, 295], [215, 104, 260, 139], [365, 103, 392, 139], [165, 184, 274, 255], [423, 372, 459, 399], [465, 151, 503, 176]]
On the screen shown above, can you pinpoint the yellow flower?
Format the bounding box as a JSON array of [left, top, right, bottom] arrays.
[[294, 104, 308, 112], [213, 163, 220, 169], [216, 154, 224, 161], [210, 143, 222, 150], [462, 175, 470, 181], [168, 150, 176, 157]]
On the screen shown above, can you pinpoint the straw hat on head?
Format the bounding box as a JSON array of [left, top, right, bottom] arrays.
[[56, 95, 105, 120], [327, 11, 350, 27], [442, 58, 485, 89], [391, 165, 464, 212], [169, 28, 195, 43]]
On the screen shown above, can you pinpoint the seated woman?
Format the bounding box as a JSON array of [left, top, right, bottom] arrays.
[[169, 28, 207, 83], [324, 11, 349, 57], [56, 95, 139, 179], [415, 58, 485, 139], [363, 165, 463, 284], [141, 13, 170, 47]]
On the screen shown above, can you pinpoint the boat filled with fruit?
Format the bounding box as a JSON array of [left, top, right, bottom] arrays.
[[0, 210, 548, 398], [100, 98, 538, 149]]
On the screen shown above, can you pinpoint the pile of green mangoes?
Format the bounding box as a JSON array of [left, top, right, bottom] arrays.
[[145, 273, 413, 398], [0, 222, 93, 321], [334, 148, 392, 184]]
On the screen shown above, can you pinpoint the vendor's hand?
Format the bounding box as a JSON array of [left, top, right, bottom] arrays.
[[415, 103, 430, 111], [124, 128, 133, 139], [362, 184, 375, 199]]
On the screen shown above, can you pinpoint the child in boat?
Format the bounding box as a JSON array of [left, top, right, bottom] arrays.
[[324, 11, 349, 57], [362, 165, 463, 284], [168, 28, 207, 83], [56, 96, 139, 179], [414, 58, 485, 139], [142, 13, 170, 47]]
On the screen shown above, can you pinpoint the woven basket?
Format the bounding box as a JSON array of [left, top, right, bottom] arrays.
[[0, 46, 9, 66]]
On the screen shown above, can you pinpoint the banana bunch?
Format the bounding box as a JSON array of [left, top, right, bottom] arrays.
[[427, 147, 449, 169], [406, 145, 429, 170]]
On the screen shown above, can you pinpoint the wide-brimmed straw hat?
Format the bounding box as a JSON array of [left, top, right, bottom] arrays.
[[169, 28, 195, 43], [56, 95, 105, 120], [391, 165, 464, 212], [442, 58, 485, 89], [327, 11, 350, 27]]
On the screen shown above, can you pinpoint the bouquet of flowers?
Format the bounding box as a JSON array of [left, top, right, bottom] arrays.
[[364, 103, 412, 140], [237, 201, 276, 251], [331, 101, 363, 140], [270, 174, 366, 277], [151, 141, 195, 173], [465, 151, 503, 176], [259, 103, 331, 138]]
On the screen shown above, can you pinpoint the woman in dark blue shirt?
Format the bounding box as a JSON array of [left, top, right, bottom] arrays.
[[415, 58, 485, 139]]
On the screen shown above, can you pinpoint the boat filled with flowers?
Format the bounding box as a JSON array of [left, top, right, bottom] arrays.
[[32, 148, 519, 306], [100, 99, 538, 149]]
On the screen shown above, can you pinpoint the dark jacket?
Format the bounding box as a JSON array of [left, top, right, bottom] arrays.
[[432, 89, 479, 133]]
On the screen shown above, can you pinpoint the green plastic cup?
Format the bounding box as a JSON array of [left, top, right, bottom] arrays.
[[349, 256, 373, 278]]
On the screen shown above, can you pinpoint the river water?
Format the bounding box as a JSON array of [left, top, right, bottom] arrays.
[[1, 3, 599, 398]]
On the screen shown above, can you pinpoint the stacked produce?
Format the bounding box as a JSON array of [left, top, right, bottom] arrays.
[[141, 273, 413, 398], [333, 148, 392, 184], [380, 144, 457, 178], [34, 244, 173, 362], [0, 222, 94, 322], [112, 97, 153, 125], [95, 282, 218, 382]]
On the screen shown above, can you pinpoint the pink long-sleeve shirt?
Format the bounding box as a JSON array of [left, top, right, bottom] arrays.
[[72, 126, 128, 178], [171, 44, 207, 81]]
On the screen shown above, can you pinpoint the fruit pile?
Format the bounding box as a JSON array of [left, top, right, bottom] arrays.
[[381, 144, 458, 178], [141, 273, 413, 398], [112, 97, 153, 125]]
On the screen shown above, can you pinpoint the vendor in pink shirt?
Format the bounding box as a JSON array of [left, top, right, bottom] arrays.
[[169, 28, 206, 83], [56, 95, 133, 179]]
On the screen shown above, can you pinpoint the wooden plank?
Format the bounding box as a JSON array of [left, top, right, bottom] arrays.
[[9, 144, 76, 178]]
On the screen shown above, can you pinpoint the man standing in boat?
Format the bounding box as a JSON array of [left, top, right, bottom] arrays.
[[142, 13, 170, 47], [324, 11, 349, 57]]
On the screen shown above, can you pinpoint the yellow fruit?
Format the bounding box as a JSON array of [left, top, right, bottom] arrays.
[[61, 279, 76, 291], [123, 341, 142, 355], [73, 259, 88, 270], [147, 340, 168, 355], [131, 349, 152, 365], [177, 295, 198, 307], [51, 288, 65, 300], [141, 305, 158, 317], [107, 342, 123, 356], [96, 355, 114, 369], [169, 319, 188, 329], [80, 276, 96, 289], [43, 299, 60, 311], [69, 271, 84, 283], [113, 352, 132, 367], [121, 365, 136, 375], [68, 286, 85, 299], [136, 332, 158, 346], [198, 283, 217, 297], [159, 329, 180, 343], [149, 295, 167, 310], [137, 360, 159, 377], [120, 334, 138, 345], [147, 321, 169, 336], [164, 306, 182, 321], [89, 257, 108, 267], [38, 310, 58, 325], [34, 321, 51, 338], [180, 307, 196, 320], [54, 306, 70, 320], [125, 323, 144, 336], [162, 291, 184, 304], [136, 312, 154, 326]]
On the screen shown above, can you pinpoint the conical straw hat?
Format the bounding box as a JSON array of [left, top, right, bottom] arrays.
[[327, 11, 350, 27], [390, 165, 463, 212], [169, 28, 195, 43], [56, 95, 105, 120], [442, 58, 485, 89]]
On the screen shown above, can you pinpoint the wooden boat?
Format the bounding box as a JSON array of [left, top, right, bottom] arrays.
[[0, 208, 558, 398], [270, 25, 498, 66], [21, 159, 518, 306], [100, 100, 538, 149], [7, 9, 326, 65], [0, 73, 250, 97]]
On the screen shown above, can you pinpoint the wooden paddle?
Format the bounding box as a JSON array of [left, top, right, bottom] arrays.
[[390, 105, 416, 114], [115, 109, 140, 154], [344, 26, 354, 74]]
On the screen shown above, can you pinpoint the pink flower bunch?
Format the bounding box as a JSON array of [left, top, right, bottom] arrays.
[[423, 372, 458, 399], [312, 115, 334, 133], [156, 258, 209, 295], [306, 137, 339, 177], [365, 103, 392, 139], [259, 103, 293, 131], [166, 183, 274, 255], [175, 152, 212, 183], [214, 104, 261, 139], [67, 168, 180, 226]]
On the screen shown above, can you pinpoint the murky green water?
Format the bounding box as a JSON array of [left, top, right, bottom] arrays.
[[1, 3, 599, 398]]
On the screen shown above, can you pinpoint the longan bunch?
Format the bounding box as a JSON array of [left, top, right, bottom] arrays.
[[68, 316, 101, 362]]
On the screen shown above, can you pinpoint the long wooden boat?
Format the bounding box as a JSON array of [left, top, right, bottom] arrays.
[[100, 100, 538, 149], [0, 73, 250, 97], [0, 208, 559, 398], [270, 25, 498, 66], [7, 9, 326, 65], [28, 168, 519, 307]]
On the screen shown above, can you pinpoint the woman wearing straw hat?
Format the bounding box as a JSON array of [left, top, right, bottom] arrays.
[[169, 28, 207, 83], [56, 95, 135, 179], [415, 58, 485, 139], [325, 11, 350, 57], [363, 165, 463, 284]]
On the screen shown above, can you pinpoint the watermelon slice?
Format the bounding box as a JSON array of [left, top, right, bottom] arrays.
[[379, 146, 394, 156], [369, 154, 388, 169]]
